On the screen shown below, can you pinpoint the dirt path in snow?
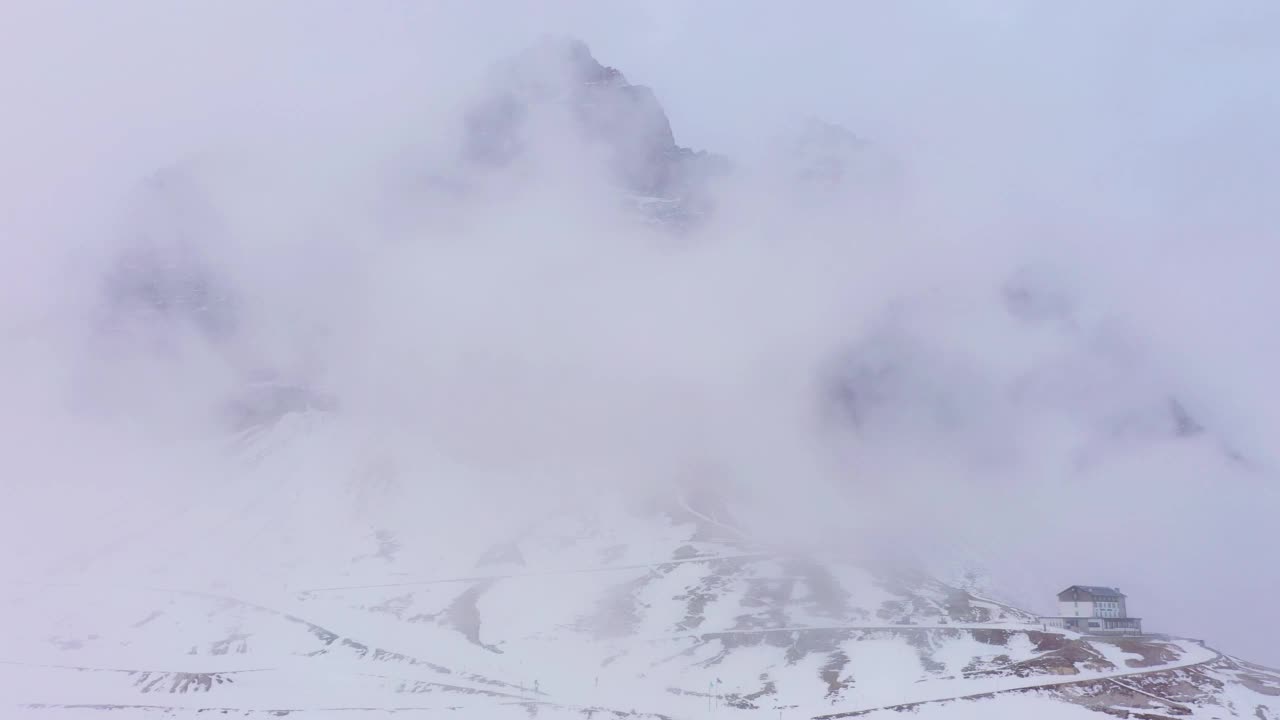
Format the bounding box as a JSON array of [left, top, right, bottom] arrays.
[[812, 642, 1222, 718]]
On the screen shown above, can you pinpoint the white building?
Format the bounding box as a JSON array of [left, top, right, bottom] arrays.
[[1040, 585, 1142, 635]]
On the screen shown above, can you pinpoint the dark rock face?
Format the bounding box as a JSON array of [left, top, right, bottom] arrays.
[[1002, 266, 1076, 327], [223, 376, 337, 430], [103, 169, 236, 340], [787, 118, 868, 189], [464, 37, 728, 210]]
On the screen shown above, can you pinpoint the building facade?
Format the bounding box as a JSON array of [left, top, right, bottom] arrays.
[[1040, 585, 1142, 635]]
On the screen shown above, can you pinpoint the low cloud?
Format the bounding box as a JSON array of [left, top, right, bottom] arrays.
[[1, 1, 1277, 665]]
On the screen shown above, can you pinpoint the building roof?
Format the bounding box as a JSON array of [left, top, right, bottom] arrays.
[[1059, 585, 1126, 598]]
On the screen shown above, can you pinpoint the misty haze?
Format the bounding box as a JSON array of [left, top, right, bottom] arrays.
[[1, 2, 1278, 719]]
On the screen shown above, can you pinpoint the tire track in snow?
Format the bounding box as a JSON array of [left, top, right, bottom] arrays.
[[17, 699, 672, 718], [0, 581, 525, 696], [0, 660, 272, 674]]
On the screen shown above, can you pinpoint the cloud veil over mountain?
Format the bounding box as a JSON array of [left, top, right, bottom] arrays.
[[1, 3, 1278, 718]]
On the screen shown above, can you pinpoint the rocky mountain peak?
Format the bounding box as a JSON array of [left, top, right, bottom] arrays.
[[464, 38, 725, 206]]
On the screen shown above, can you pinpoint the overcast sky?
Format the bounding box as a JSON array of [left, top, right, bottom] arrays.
[[2, 1, 1278, 665]]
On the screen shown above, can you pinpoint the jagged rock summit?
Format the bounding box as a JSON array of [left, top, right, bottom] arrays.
[[464, 36, 728, 218]]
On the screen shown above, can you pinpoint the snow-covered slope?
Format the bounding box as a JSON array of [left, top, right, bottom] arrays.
[[3, 415, 1276, 719]]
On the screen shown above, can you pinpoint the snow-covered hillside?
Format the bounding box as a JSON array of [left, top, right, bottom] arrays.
[[3, 415, 1277, 719]]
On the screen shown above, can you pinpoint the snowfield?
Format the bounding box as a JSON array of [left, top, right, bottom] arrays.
[[2, 417, 1276, 719]]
